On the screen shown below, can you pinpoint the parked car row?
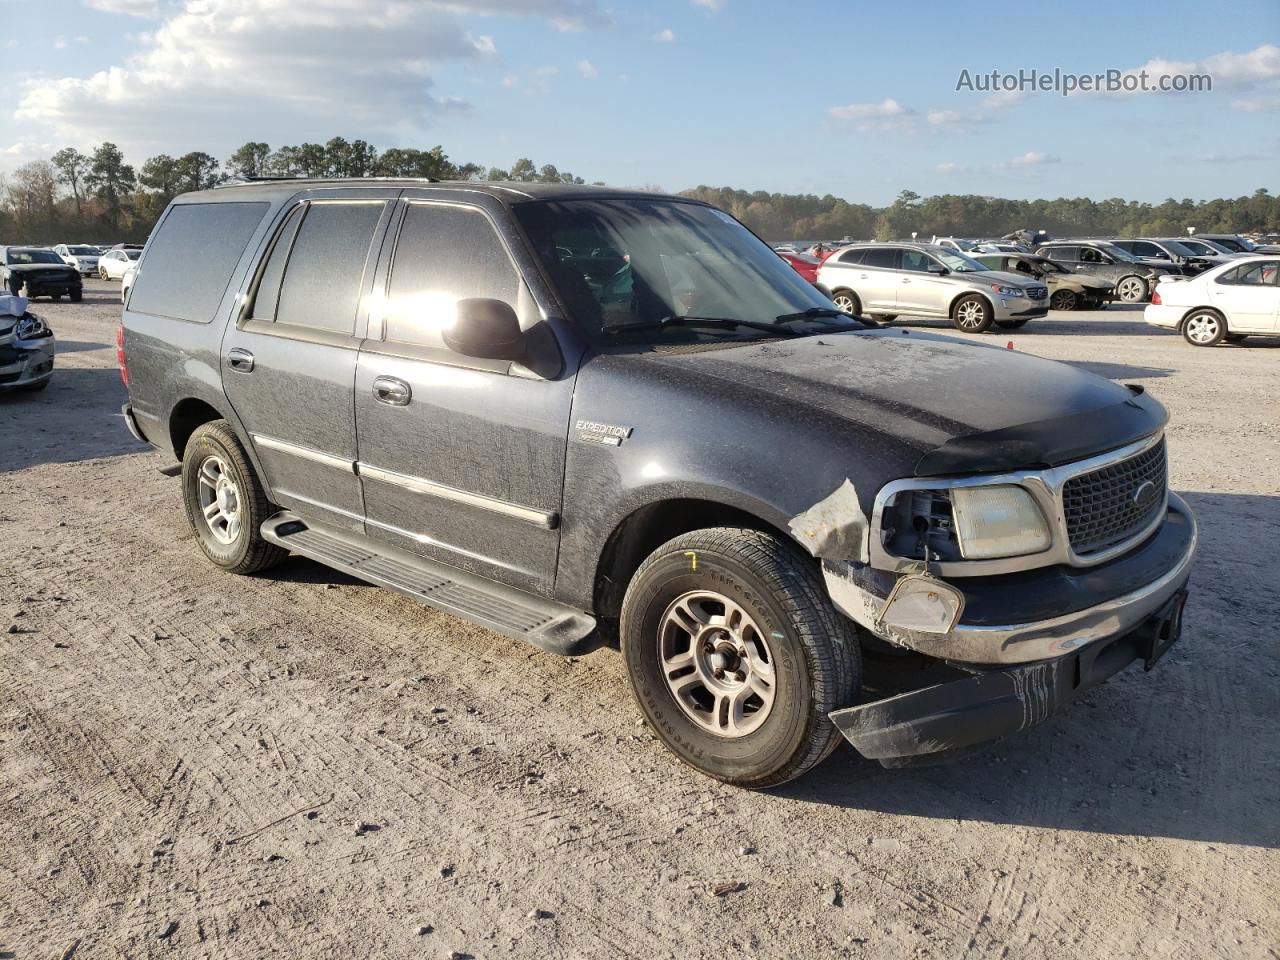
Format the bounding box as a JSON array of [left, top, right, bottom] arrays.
[[0, 242, 142, 301]]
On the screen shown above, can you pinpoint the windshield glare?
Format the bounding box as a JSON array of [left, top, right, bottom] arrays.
[[68, 246, 97, 255], [932, 248, 985, 272], [6, 248, 64, 265], [515, 198, 837, 340]]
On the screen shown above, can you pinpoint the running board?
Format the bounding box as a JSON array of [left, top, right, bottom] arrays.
[[261, 512, 602, 656]]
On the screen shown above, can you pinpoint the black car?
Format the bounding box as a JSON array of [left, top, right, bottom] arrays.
[[1109, 238, 1222, 275], [1034, 240, 1176, 303], [119, 180, 1196, 787], [2, 246, 83, 301]]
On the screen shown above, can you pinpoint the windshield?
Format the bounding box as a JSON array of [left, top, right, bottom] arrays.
[[932, 248, 985, 272], [6, 248, 64, 265], [514, 198, 839, 340], [68, 246, 98, 255], [1159, 239, 1198, 257]]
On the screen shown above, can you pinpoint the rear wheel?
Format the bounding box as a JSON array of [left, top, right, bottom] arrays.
[[952, 295, 993, 333], [1182, 310, 1225, 347], [620, 527, 861, 788], [98, 267, 109, 281], [1116, 276, 1148, 303], [181, 420, 287, 574], [830, 289, 860, 315]]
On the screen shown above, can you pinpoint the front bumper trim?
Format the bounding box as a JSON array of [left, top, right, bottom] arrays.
[[825, 493, 1196, 665]]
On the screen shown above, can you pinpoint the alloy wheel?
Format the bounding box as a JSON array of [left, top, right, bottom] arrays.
[[1117, 278, 1145, 302], [956, 300, 985, 329], [1185, 313, 1221, 344], [658, 590, 777, 738], [195, 455, 243, 545]]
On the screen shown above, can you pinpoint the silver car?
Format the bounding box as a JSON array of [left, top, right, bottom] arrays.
[[816, 242, 1049, 332], [54, 243, 101, 277], [0, 301, 55, 392]]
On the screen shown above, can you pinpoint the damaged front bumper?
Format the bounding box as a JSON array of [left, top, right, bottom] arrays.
[[0, 333, 56, 390], [830, 590, 1187, 764], [820, 494, 1196, 764]]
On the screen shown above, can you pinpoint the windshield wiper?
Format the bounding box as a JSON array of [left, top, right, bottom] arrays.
[[774, 306, 880, 330], [606, 315, 801, 338]]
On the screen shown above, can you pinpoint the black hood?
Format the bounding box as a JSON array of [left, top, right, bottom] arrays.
[[630, 329, 1166, 476], [7, 263, 77, 275]]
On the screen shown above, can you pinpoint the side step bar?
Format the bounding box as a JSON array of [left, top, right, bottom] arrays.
[[261, 512, 602, 657]]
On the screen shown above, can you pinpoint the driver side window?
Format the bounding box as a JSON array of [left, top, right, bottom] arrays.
[[1079, 247, 1103, 264]]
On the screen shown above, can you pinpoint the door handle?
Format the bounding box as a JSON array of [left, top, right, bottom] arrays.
[[901, 278, 912, 283], [227, 347, 254, 373], [373, 376, 411, 406]]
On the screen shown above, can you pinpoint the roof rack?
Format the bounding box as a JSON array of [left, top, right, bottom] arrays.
[[214, 175, 440, 188]]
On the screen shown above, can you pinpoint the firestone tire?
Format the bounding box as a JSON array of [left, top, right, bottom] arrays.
[[620, 527, 862, 789], [181, 420, 287, 575]]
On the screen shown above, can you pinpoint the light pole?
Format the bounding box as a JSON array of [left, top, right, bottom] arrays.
[[1187, 226, 1196, 236]]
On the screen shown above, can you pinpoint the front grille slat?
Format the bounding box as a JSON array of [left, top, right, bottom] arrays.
[[1062, 438, 1167, 555]]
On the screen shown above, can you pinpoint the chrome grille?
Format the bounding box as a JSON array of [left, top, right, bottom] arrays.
[[1062, 437, 1167, 555], [1026, 285, 1048, 300]]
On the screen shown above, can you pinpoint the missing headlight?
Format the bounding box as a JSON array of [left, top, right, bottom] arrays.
[[881, 489, 962, 562]]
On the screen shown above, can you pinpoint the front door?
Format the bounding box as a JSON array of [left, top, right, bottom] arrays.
[[353, 197, 571, 595], [897, 248, 951, 316], [1211, 259, 1280, 331], [222, 192, 396, 532]]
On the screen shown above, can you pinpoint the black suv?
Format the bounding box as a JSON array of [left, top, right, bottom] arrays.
[[1034, 240, 1176, 302], [119, 180, 1196, 787], [1, 246, 83, 301]]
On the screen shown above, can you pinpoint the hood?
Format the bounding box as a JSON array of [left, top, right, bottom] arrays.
[[974, 269, 1045, 288], [629, 329, 1166, 476]]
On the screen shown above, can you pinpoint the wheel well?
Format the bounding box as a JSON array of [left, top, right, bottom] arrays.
[[1179, 305, 1224, 329], [592, 499, 797, 622], [169, 398, 225, 460], [949, 290, 992, 317]]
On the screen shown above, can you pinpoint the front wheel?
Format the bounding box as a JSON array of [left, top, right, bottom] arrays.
[[1116, 276, 1149, 303], [620, 528, 862, 788], [1049, 289, 1078, 311], [99, 267, 109, 281], [952, 294, 993, 333], [181, 420, 287, 574], [1182, 310, 1225, 347]]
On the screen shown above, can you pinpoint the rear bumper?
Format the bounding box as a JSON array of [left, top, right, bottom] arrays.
[[1143, 303, 1184, 330], [121, 402, 149, 443], [831, 589, 1188, 764]]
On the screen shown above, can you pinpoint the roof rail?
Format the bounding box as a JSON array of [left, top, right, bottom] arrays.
[[214, 175, 440, 188]]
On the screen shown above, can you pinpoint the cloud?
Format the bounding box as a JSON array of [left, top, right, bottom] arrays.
[[935, 162, 973, 175], [691, 0, 726, 10], [1232, 95, 1280, 112], [1008, 151, 1060, 167], [576, 58, 598, 79], [1084, 44, 1280, 98], [54, 36, 68, 50], [18, 0, 609, 157], [829, 98, 908, 121], [85, 0, 162, 16], [925, 108, 993, 130], [654, 27, 675, 42]]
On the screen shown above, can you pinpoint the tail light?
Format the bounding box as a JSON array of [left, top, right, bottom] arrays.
[[116, 324, 128, 387], [1151, 290, 1162, 305]]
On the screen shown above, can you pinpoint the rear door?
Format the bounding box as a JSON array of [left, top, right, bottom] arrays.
[[858, 247, 900, 310], [221, 190, 397, 532], [353, 196, 571, 595]]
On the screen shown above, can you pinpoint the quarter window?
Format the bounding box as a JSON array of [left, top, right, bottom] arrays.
[[382, 204, 521, 348], [271, 201, 384, 335]]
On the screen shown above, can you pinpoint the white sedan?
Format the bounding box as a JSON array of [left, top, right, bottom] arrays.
[[1145, 255, 1279, 346], [98, 248, 140, 280]]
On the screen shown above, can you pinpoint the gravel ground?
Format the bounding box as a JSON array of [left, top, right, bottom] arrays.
[[2, 279, 1277, 959]]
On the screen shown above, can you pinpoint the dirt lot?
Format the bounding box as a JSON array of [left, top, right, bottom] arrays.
[[2, 279, 1277, 959]]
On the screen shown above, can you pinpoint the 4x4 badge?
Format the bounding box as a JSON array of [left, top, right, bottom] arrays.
[[575, 420, 633, 446]]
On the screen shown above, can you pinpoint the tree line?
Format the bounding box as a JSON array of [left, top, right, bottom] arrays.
[[1, 137, 1275, 244], [0, 139, 591, 243]]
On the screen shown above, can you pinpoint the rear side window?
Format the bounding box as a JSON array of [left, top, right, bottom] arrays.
[[382, 203, 520, 348], [129, 201, 268, 323], [862, 248, 898, 269], [1045, 246, 1078, 261], [272, 201, 384, 335]]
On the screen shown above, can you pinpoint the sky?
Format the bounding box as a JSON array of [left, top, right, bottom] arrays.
[[1, 0, 1277, 206]]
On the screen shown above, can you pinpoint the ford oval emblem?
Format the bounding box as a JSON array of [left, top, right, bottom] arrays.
[[1132, 480, 1158, 510]]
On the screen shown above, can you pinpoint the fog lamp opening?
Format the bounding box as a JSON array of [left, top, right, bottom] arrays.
[[875, 575, 965, 636]]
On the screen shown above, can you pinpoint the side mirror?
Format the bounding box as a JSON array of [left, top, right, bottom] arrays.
[[443, 298, 525, 361], [927, 264, 949, 275]]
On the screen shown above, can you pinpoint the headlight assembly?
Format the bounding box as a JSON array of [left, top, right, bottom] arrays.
[[16, 314, 52, 340], [990, 284, 1025, 296], [951, 485, 1051, 559]]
